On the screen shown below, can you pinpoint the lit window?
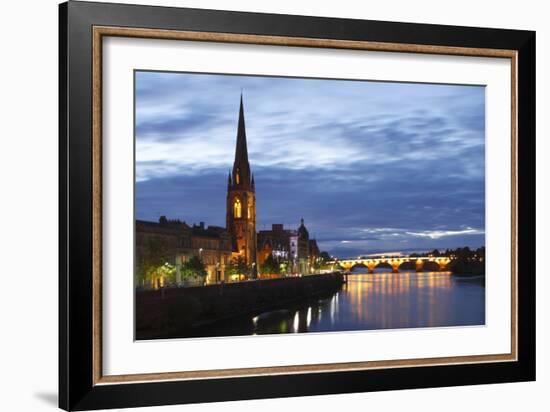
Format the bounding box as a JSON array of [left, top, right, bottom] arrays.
[[234, 198, 242, 218], [235, 169, 240, 184]]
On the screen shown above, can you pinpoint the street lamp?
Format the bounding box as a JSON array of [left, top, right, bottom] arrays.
[[250, 262, 256, 280]]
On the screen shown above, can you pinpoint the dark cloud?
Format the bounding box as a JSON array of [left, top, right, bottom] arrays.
[[137, 112, 225, 141]]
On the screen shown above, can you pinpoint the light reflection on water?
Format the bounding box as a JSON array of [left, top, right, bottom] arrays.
[[192, 269, 485, 337]]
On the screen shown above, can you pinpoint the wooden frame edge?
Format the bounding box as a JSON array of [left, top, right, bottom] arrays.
[[91, 25, 519, 386], [93, 26, 517, 58], [511, 51, 519, 362], [97, 353, 515, 385], [92, 27, 103, 385]]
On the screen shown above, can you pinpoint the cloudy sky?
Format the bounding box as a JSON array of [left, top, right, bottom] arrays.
[[135, 71, 485, 257]]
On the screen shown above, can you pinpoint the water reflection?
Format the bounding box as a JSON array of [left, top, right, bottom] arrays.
[[188, 268, 485, 338]]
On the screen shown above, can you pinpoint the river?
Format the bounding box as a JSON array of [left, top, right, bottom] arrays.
[[190, 268, 485, 337]]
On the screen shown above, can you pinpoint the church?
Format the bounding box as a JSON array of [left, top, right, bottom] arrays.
[[225, 95, 320, 278], [226, 94, 258, 278]]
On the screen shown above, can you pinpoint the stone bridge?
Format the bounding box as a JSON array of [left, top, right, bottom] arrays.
[[330, 256, 453, 273]]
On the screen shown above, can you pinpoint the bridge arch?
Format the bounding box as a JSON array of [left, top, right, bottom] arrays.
[[347, 262, 368, 272]]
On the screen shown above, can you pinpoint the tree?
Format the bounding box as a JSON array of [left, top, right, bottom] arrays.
[[180, 255, 207, 279], [278, 259, 290, 275], [153, 263, 177, 287], [136, 236, 176, 288], [314, 251, 335, 271], [227, 256, 250, 279], [447, 246, 485, 276], [260, 254, 280, 275]]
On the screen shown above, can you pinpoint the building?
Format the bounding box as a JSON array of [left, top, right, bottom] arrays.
[[257, 220, 320, 275], [308, 238, 321, 270], [226, 95, 258, 277], [188, 222, 233, 283], [257, 224, 299, 273], [135, 217, 232, 287], [297, 218, 311, 274]]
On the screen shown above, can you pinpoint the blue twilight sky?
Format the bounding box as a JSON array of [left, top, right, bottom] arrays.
[[135, 71, 485, 258]]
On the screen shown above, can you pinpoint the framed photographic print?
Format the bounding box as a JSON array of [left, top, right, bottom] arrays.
[[59, 1, 536, 410]]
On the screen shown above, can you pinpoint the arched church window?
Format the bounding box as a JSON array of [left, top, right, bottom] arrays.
[[234, 198, 242, 218], [247, 201, 252, 219], [235, 168, 240, 184]]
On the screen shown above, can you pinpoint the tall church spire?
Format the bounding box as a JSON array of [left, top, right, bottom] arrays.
[[232, 93, 251, 188], [226, 92, 257, 278]]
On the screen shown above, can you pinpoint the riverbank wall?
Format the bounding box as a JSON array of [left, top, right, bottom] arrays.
[[136, 272, 344, 340]]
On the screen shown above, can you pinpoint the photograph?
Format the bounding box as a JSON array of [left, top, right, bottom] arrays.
[[52, 1, 537, 410], [134, 71, 487, 340]]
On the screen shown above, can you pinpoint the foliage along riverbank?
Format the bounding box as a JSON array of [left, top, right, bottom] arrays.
[[412, 246, 485, 277]]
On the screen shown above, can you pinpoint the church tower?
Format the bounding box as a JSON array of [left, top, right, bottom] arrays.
[[226, 94, 257, 278]]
